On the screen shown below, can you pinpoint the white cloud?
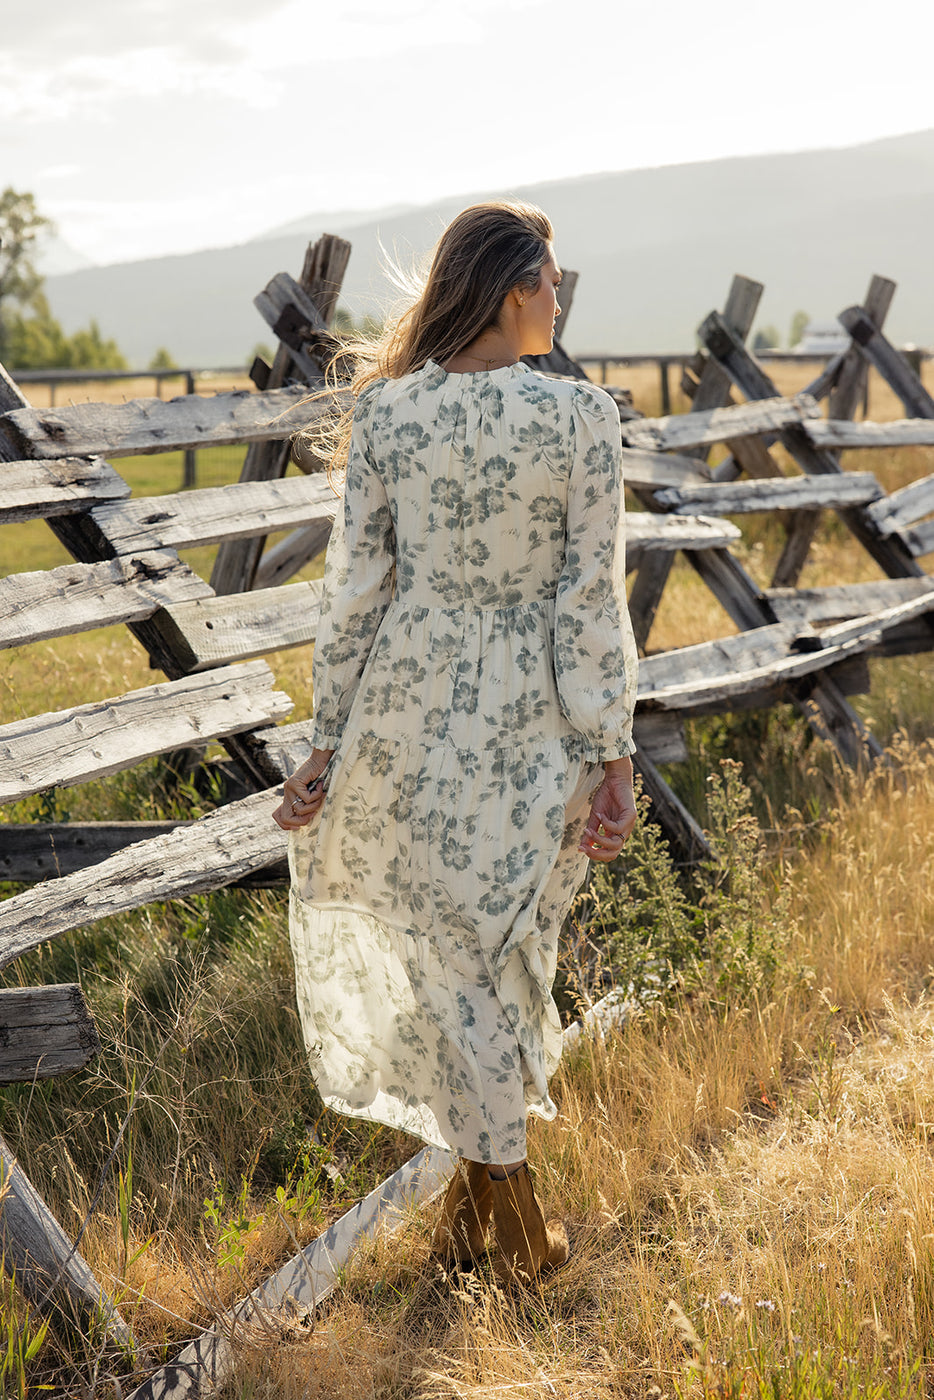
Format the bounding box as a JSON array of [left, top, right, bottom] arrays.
[[1, 0, 287, 63], [36, 163, 83, 181], [8, 0, 934, 267], [227, 0, 480, 65], [42, 191, 267, 264], [2, 0, 510, 128], [0, 46, 279, 125]]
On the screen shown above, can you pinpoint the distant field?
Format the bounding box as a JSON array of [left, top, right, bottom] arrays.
[[598, 356, 934, 422], [17, 355, 933, 420], [19, 369, 253, 410]]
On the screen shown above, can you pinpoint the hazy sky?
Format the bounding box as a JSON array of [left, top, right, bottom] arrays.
[[6, 0, 934, 266]]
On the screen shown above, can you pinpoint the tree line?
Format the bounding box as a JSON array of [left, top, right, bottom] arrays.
[[0, 190, 377, 377], [752, 310, 811, 352], [0, 189, 130, 370]]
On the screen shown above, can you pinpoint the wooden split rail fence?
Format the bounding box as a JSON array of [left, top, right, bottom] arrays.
[[2, 238, 934, 1362]]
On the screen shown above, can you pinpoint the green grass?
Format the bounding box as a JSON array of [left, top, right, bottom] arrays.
[[1, 448, 330, 598], [0, 441, 327, 735], [0, 443, 334, 581], [4, 423, 934, 1392]]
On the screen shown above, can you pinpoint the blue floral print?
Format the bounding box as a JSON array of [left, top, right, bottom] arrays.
[[289, 359, 638, 1163]]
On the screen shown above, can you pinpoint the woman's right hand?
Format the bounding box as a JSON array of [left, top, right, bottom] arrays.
[[579, 756, 637, 863], [273, 747, 334, 831]]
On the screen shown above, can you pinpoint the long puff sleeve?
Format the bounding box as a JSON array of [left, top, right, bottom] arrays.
[[554, 384, 638, 762], [309, 387, 396, 750]]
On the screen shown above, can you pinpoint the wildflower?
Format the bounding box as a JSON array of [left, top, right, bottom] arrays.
[[756, 1299, 776, 1313], [716, 1291, 742, 1309]]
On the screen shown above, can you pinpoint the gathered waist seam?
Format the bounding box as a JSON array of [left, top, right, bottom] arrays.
[[343, 729, 595, 761], [388, 594, 557, 617]]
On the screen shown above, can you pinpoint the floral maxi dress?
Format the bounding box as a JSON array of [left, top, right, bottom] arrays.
[[289, 359, 638, 1165]]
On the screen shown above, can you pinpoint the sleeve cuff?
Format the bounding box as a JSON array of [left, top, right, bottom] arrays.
[[590, 736, 637, 763], [309, 729, 343, 751]]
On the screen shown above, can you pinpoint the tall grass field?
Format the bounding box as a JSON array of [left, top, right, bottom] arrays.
[[2, 364, 934, 1396]]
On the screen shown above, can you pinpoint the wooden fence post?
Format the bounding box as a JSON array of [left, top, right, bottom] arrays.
[[692, 276, 763, 430], [209, 234, 351, 598], [829, 275, 896, 422], [698, 309, 924, 581], [0, 1132, 135, 1348], [632, 749, 712, 865], [628, 274, 765, 651], [182, 371, 197, 489], [837, 307, 934, 420], [765, 275, 901, 590]]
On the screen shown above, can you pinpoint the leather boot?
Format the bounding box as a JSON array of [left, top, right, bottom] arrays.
[[430, 1159, 493, 1265], [490, 1163, 569, 1283]]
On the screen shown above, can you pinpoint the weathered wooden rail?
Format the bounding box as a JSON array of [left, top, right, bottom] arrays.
[[2, 239, 934, 1383], [577, 345, 932, 415], [0, 236, 352, 1347]]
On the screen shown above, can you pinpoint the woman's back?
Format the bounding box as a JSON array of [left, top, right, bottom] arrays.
[[342, 359, 632, 759], [368, 359, 589, 610]]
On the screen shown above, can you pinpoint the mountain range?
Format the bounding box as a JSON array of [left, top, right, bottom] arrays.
[[41, 129, 934, 368], [35, 232, 96, 278]]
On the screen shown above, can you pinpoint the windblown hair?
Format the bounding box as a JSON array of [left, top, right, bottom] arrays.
[[293, 200, 553, 482]]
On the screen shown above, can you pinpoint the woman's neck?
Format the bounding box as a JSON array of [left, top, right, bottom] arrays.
[[441, 329, 519, 374]]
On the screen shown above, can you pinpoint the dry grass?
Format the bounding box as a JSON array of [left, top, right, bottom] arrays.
[[6, 712, 934, 1397], [20, 370, 254, 410], [212, 1008, 934, 1398], [190, 751, 934, 1400], [6, 738, 934, 1397], [607, 359, 934, 424], [642, 523, 897, 654]]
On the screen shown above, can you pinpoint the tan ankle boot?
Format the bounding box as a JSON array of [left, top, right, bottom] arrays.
[[431, 1159, 493, 1264], [490, 1163, 569, 1283]]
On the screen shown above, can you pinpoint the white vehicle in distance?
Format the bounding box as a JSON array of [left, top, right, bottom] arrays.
[[794, 321, 850, 356]]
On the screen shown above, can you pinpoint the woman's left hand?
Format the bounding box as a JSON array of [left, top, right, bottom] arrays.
[[273, 748, 335, 831], [579, 757, 637, 863]]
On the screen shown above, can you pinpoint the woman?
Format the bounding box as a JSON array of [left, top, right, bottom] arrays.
[[273, 201, 638, 1282]]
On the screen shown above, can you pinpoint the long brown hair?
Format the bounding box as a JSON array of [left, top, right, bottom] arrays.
[[294, 200, 553, 480]]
